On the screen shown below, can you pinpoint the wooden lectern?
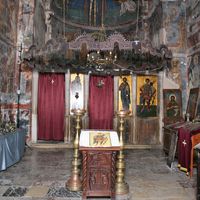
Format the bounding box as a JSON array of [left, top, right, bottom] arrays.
[[79, 130, 120, 200]]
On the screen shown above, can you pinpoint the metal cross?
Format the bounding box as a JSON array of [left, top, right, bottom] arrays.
[[51, 79, 54, 84], [182, 139, 187, 147]]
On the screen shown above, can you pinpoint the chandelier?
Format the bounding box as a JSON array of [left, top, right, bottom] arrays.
[[87, 50, 117, 72]]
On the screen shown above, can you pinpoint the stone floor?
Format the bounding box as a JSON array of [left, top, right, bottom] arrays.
[[0, 147, 197, 200]]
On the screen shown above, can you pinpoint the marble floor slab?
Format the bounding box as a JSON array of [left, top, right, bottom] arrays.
[[0, 148, 197, 200]]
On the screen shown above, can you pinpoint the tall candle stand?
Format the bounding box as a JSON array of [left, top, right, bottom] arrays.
[[66, 108, 85, 191], [115, 110, 129, 195]]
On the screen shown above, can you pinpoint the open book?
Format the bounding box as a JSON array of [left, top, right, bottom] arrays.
[[79, 130, 120, 147]]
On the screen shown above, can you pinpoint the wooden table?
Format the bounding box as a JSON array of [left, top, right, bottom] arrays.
[[79, 147, 119, 200], [163, 122, 200, 176]]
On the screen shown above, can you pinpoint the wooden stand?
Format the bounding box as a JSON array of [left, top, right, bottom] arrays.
[[80, 147, 119, 200]]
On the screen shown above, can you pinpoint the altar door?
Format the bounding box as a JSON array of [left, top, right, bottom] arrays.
[[38, 73, 65, 141], [89, 76, 114, 129]]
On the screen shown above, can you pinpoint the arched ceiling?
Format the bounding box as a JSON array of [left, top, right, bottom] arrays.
[[51, 0, 142, 30]]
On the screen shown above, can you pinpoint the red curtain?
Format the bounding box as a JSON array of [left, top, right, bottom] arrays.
[[89, 76, 114, 129], [38, 73, 65, 141]]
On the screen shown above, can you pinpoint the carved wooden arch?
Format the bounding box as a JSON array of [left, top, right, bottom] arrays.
[[69, 32, 132, 51]]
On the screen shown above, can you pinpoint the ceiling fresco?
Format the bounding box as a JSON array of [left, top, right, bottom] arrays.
[[52, 0, 138, 28], [50, 0, 156, 42]]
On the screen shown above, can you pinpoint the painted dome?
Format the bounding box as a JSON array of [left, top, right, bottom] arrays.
[[52, 0, 138, 29]]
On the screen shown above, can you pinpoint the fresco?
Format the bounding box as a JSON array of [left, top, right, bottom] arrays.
[[188, 53, 200, 88], [50, 0, 148, 41], [18, 0, 34, 49], [20, 67, 32, 96], [163, 1, 186, 53], [0, 0, 32, 137], [186, 0, 200, 91], [166, 59, 181, 86], [180, 57, 187, 112], [0, 42, 16, 93], [0, 108, 16, 123], [162, 1, 188, 112], [148, 2, 162, 46], [0, 0, 19, 42], [17, 0, 34, 137], [52, 0, 138, 27], [0, 0, 19, 93], [0, 0, 19, 94], [19, 109, 31, 134], [34, 0, 46, 48]]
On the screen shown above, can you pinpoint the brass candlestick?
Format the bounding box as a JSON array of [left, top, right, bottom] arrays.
[[66, 108, 86, 191], [115, 110, 129, 195]]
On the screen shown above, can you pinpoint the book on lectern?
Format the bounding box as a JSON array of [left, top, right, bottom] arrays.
[[79, 130, 120, 147]]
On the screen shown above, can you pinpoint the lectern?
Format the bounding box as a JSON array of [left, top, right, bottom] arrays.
[[79, 130, 120, 200]]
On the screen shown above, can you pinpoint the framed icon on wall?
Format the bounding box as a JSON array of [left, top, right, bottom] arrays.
[[118, 76, 132, 112], [186, 88, 200, 121], [136, 75, 158, 117], [163, 89, 183, 125]]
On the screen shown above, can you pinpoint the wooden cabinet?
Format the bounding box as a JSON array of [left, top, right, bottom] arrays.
[[80, 147, 119, 200]]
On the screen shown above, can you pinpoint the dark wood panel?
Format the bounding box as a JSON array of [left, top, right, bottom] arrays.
[[163, 128, 171, 153], [81, 150, 117, 200], [136, 117, 159, 144]]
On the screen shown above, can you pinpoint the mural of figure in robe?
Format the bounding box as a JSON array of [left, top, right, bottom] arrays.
[[119, 77, 130, 110]]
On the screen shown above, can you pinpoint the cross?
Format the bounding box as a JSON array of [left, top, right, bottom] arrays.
[[182, 140, 187, 147], [51, 79, 54, 84]]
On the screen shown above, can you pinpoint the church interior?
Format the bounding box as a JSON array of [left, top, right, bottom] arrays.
[[0, 0, 200, 199]]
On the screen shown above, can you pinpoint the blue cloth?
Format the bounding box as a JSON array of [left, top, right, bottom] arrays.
[[0, 129, 26, 171]]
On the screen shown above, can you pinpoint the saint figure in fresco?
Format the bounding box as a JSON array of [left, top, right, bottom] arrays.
[[140, 78, 156, 112], [119, 77, 130, 110], [166, 95, 180, 117]]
